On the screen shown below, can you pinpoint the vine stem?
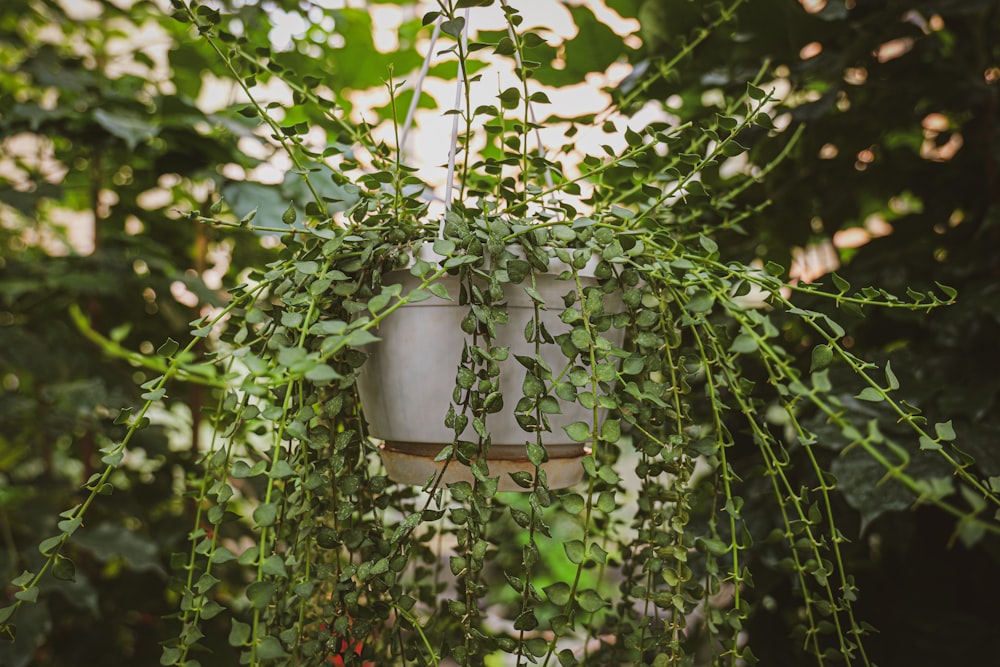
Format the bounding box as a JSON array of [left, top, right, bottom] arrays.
[[1, 291, 250, 637]]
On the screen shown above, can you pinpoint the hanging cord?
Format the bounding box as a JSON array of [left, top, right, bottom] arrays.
[[400, 5, 550, 232], [398, 19, 442, 156], [442, 8, 471, 233]]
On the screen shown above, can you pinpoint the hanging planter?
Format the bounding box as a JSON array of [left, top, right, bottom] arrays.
[[357, 240, 624, 491]]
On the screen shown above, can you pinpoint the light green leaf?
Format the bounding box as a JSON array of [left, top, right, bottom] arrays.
[[919, 435, 941, 451], [855, 387, 884, 402], [428, 282, 452, 300], [885, 360, 900, 390], [368, 292, 392, 313], [14, 587, 39, 603], [934, 421, 956, 441]]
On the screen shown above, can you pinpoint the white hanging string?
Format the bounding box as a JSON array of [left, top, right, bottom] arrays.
[[398, 19, 442, 157], [442, 8, 471, 235], [397, 6, 548, 236]]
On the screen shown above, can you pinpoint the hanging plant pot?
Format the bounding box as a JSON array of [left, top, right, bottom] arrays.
[[357, 242, 624, 491]]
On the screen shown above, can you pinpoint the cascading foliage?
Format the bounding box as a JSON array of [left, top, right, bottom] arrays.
[[3, 1, 998, 666]]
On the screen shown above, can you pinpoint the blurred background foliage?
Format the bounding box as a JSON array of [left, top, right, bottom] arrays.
[[1, 0, 998, 665]]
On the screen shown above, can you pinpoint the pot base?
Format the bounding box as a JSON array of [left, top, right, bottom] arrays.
[[379, 442, 586, 492]]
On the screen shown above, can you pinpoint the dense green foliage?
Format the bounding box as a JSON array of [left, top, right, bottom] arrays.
[[610, 1, 1000, 663], [2, 1, 998, 666]]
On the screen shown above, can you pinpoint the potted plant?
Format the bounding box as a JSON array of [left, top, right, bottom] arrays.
[[355, 234, 627, 491], [4, 1, 999, 665]]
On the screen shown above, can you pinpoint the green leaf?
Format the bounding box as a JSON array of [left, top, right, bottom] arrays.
[[728, 333, 758, 354], [11, 571, 34, 587], [102, 450, 124, 467], [57, 516, 82, 535], [228, 619, 251, 647], [811, 369, 832, 392], [141, 388, 166, 401], [526, 441, 545, 467], [563, 422, 591, 442], [934, 282, 958, 300], [113, 407, 133, 425], [157, 338, 179, 357], [256, 636, 288, 659], [240, 206, 258, 227], [513, 610, 538, 631], [699, 537, 730, 556], [305, 364, 340, 383], [831, 272, 850, 293], [685, 290, 714, 313], [270, 460, 295, 479], [562, 493, 585, 514], [884, 360, 900, 390], [441, 16, 466, 38], [811, 344, 833, 371], [52, 556, 76, 582], [14, 587, 38, 603], [295, 261, 319, 275], [597, 466, 620, 484], [934, 421, 956, 441], [855, 387, 884, 402], [577, 589, 607, 612], [38, 535, 62, 555], [210, 547, 236, 564], [262, 555, 287, 577], [746, 83, 767, 100], [570, 327, 591, 350], [247, 581, 276, 609], [698, 234, 718, 254], [600, 419, 621, 443], [499, 87, 520, 109], [544, 581, 572, 606], [253, 503, 278, 527], [368, 292, 392, 313], [428, 282, 452, 300], [281, 201, 297, 225], [564, 540, 585, 564], [522, 373, 545, 398]]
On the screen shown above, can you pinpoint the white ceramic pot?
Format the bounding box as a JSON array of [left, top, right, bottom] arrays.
[[356, 243, 623, 491]]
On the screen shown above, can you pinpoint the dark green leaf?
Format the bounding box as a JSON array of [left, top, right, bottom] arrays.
[[563, 422, 591, 442]]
